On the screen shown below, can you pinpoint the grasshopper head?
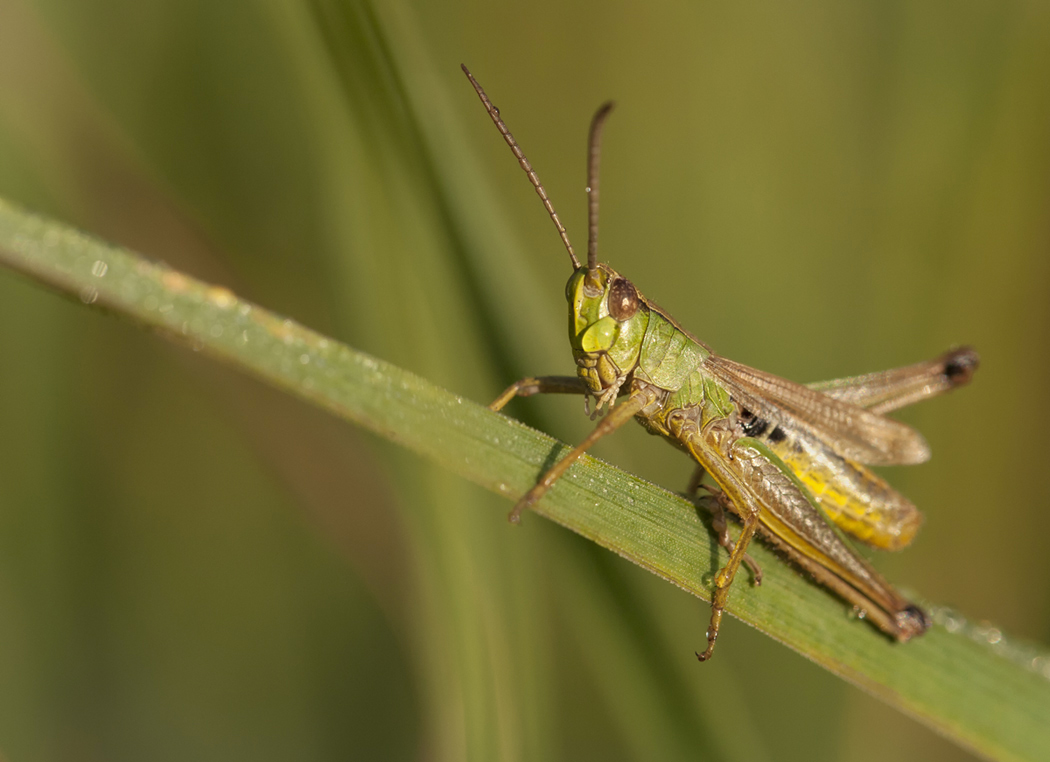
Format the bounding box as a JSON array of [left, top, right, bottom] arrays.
[[566, 263, 650, 404]]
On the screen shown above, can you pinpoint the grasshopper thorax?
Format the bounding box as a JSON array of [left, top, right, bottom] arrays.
[[566, 263, 651, 410]]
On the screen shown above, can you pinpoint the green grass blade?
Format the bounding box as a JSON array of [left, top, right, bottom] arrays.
[[2, 196, 1048, 762]]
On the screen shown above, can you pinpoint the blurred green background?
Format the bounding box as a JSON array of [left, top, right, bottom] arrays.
[[0, 0, 1048, 760]]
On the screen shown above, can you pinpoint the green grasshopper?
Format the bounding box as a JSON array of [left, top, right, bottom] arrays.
[[463, 66, 978, 661]]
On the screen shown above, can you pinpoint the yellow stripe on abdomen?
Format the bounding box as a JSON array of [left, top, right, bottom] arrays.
[[764, 430, 922, 551]]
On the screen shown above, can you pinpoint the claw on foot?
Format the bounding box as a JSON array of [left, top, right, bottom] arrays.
[[746, 556, 763, 586], [696, 629, 718, 662]]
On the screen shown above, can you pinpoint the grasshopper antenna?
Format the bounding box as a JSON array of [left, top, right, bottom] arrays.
[[586, 102, 615, 278], [461, 64, 580, 270]]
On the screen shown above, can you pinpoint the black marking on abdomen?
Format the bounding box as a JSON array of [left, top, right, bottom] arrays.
[[768, 425, 787, 444], [739, 407, 770, 438]]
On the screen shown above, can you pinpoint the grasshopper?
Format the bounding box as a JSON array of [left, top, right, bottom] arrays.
[[463, 65, 978, 661]]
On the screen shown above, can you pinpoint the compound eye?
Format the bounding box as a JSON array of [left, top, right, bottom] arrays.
[[608, 278, 639, 321]]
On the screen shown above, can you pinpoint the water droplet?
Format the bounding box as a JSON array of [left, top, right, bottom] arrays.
[[241, 330, 249, 344], [1032, 656, 1050, 680], [79, 286, 98, 304], [931, 606, 964, 633], [206, 286, 235, 308], [90, 260, 108, 277], [974, 622, 1003, 646], [162, 271, 189, 291], [300, 353, 310, 365]]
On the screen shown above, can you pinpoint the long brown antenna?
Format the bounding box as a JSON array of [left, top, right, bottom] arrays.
[[586, 102, 615, 276], [461, 65, 580, 269]]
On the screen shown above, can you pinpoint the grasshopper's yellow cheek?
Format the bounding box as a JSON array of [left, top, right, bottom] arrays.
[[581, 316, 618, 352]]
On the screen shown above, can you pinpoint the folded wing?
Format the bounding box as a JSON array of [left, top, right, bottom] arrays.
[[705, 355, 930, 466]]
